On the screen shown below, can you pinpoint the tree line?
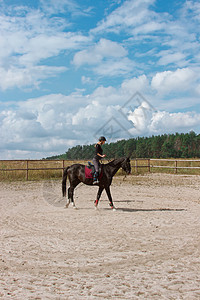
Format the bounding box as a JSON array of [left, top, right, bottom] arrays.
[[46, 131, 200, 160]]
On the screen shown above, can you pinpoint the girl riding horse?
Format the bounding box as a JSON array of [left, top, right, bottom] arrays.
[[93, 136, 106, 184]]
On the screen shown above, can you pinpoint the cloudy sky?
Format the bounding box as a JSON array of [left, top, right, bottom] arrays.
[[1, 0, 200, 159]]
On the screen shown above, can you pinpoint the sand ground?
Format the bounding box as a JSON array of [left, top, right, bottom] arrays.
[[0, 173, 200, 299]]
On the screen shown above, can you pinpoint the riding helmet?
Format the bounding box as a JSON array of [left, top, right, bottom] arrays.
[[99, 136, 106, 141]]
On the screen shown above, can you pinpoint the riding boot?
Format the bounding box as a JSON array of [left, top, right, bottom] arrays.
[[93, 171, 99, 184]]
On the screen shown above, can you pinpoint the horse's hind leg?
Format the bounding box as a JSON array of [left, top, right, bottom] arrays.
[[68, 186, 77, 209], [65, 187, 71, 208], [65, 174, 80, 208], [65, 186, 75, 208]]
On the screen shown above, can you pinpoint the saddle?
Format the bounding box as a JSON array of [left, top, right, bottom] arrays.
[[85, 162, 102, 179]]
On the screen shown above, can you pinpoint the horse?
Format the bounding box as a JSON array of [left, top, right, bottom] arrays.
[[62, 157, 131, 210]]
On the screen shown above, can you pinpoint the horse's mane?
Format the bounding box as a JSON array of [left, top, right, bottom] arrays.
[[106, 157, 125, 166]]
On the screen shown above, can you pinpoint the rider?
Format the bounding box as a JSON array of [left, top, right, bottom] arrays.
[[93, 136, 106, 184]]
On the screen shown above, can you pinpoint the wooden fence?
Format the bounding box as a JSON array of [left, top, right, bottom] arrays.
[[150, 158, 200, 173], [0, 160, 68, 181], [1, 159, 200, 180], [134, 158, 200, 174]]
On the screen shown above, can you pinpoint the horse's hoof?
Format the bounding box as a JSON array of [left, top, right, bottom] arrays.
[[94, 199, 99, 210], [112, 207, 117, 211], [65, 203, 70, 208]]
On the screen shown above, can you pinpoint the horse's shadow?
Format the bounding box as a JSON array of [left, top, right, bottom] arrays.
[[116, 208, 186, 213], [104, 199, 186, 213]]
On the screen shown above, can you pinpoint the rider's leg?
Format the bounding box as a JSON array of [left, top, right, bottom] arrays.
[[92, 158, 100, 184]]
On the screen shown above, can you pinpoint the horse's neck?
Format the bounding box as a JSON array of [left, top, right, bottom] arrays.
[[107, 158, 123, 176]]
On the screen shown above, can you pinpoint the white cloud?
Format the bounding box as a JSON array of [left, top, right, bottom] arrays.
[[1, 72, 200, 159], [40, 0, 92, 17], [91, 0, 156, 34], [94, 57, 134, 76], [18, 33, 87, 66], [72, 101, 106, 125], [128, 104, 200, 135], [157, 51, 187, 67], [151, 68, 197, 95], [73, 38, 127, 67], [91, 0, 200, 70], [90, 85, 120, 106], [0, 93, 86, 158], [0, 7, 89, 90], [73, 38, 135, 76], [121, 75, 149, 93], [132, 21, 164, 35], [1, 0, 200, 93], [81, 76, 92, 85], [128, 101, 154, 133], [73, 38, 132, 77], [40, 0, 78, 15], [0, 65, 66, 90], [149, 111, 200, 132], [180, 0, 200, 22]]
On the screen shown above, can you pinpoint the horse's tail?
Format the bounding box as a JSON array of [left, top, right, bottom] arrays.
[[62, 166, 70, 197]]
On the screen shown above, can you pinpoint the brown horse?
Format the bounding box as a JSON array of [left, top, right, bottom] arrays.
[[62, 157, 131, 210]]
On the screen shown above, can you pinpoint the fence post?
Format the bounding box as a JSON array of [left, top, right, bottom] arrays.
[[148, 159, 150, 172], [26, 160, 29, 181], [62, 160, 65, 176], [174, 160, 177, 174], [135, 159, 138, 173]]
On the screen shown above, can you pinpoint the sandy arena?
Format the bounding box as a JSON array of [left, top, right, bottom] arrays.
[[0, 173, 200, 299]]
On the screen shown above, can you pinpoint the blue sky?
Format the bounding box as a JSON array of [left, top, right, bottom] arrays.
[[0, 0, 200, 159]]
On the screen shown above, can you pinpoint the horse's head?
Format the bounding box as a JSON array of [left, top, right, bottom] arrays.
[[121, 157, 131, 174]]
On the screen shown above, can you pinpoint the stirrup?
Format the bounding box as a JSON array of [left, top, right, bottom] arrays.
[[93, 179, 99, 185]]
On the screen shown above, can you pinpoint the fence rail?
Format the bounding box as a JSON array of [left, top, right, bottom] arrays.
[[0, 160, 67, 180], [1, 159, 200, 180], [149, 158, 200, 174]]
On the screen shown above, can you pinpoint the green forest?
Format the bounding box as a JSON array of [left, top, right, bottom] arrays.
[[46, 131, 200, 160]]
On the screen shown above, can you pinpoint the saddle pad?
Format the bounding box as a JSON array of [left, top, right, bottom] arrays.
[[85, 166, 93, 178], [85, 166, 103, 179]]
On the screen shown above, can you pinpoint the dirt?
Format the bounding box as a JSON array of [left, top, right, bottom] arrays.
[[0, 173, 200, 299]]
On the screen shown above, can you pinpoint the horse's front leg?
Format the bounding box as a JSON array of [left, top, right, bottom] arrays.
[[94, 186, 104, 209], [105, 186, 116, 210]]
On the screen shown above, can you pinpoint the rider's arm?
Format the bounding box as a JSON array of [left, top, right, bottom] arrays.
[[97, 153, 106, 158]]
